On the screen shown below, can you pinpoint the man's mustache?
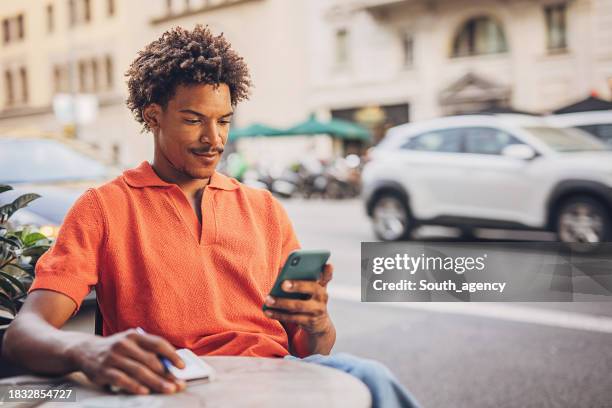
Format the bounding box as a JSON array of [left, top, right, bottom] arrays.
[[191, 145, 224, 154]]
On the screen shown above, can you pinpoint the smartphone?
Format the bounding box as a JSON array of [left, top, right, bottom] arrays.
[[263, 249, 331, 311]]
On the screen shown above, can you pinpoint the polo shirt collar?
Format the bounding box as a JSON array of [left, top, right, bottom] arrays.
[[123, 160, 238, 191]]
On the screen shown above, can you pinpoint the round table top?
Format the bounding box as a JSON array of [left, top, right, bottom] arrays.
[[1, 356, 372, 408]]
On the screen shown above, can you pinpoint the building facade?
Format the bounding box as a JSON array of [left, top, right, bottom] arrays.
[[1, 0, 611, 167], [308, 0, 612, 141], [0, 0, 311, 167], [0, 0, 154, 166]]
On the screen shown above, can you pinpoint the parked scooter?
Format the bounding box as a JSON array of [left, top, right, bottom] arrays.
[[323, 155, 362, 199], [270, 168, 300, 198], [237, 154, 363, 200], [295, 157, 328, 199]]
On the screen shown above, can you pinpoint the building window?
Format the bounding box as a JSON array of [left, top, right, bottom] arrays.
[[452, 16, 508, 57], [53, 66, 62, 93], [19, 67, 28, 103], [112, 143, 120, 165], [91, 59, 99, 91], [108, 0, 115, 16], [68, 0, 76, 26], [53, 64, 70, 93], [1, 67, 28, 106], [401, 31, 414, 68], [105, 55, 113, 89], [78, 61, 86, 92], [4, 70, 14, 106], [46, 4, 54, 32], [2, 19, 9, 44], [84, 0, 91, 22], [335, 28, 349, 67], [74, 56, 113, 92], [1, 15, 27, 44], [69, 0, 93, 26], [16, 14, 24, 39], [545, 3, 567, 51]]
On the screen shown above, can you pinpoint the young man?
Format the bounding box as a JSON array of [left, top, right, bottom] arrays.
[[2, 26, 418, 408]]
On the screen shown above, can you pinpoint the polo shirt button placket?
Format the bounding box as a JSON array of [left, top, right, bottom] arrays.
[[199, 186, 217, 247], [164, 186, 202, 247]]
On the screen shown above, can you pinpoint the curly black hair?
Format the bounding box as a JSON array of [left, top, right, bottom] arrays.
[[125, 25, 252, 132]]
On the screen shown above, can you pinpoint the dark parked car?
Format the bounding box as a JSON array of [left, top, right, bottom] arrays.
[[0, 136, 118, 305]]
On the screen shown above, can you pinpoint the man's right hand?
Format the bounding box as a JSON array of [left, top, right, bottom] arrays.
[[70, 328, 187, 395]]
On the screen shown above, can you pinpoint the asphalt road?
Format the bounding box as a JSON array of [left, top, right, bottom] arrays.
[[65, 197, 612, 408], [281, 198, 612, 408]]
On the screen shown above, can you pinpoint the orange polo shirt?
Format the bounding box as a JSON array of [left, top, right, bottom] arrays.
[[29, 160, 303, 357]]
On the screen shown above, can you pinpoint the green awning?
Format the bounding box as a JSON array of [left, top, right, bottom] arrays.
[[326, 118, 371, 141], [229, 116, 371, 142], [285, 115, 371, 141], [228, 123, 285, 141]]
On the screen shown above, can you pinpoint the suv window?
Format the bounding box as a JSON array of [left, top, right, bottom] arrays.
[[402, 129, 463, 153], [526, 126, 607, 152], [464, 127, 522, 155], [577, 124, 612, 146]]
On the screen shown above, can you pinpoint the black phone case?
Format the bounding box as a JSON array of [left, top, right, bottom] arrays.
[[263, 249, 331, 310]]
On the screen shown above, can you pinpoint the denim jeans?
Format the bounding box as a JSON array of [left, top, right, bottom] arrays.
[[284, 352, 420, 408]]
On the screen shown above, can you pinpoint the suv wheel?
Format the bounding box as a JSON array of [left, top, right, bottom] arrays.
[[372, 195, 413, 241], [556, 196, 611, 252]]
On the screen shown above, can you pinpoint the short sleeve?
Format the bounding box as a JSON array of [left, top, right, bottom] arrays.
[[28, 188, 104, 316]]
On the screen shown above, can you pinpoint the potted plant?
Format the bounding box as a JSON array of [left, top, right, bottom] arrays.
[[0, 184, 52, 375]]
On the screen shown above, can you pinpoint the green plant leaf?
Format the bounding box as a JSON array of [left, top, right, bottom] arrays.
[[0, 185, 13, 194], [0, 275, 16, 297], [18, 277, 33, 292], [0, 193, 41, 223], [0, 235, 22, 249], [23, 232, 48, 247], [0, 271, 26, 294], [4, 231, 19, 244], [0, 205, 11, 224], [22, 244, 50, 258], [0, 316, 14, 326], [13, 193, 41, 211], [5, 232, 24, 243], [0, 244, 13, 265], [0, 291, 16, 315], [3, 263, 35, 278], [0, 270, 30, 295], [0, 306, 15, 326]]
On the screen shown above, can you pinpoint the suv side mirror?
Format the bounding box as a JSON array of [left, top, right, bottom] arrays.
[[502, 144, 537, 160]]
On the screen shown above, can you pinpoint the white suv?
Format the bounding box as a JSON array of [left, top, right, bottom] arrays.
[[361, 114, 612, 246]]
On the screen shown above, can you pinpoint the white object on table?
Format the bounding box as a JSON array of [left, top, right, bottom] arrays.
[[169, 349, 215, 383]]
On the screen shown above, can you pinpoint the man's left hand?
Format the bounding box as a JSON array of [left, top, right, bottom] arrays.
[[264, 263, 333, 336]]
